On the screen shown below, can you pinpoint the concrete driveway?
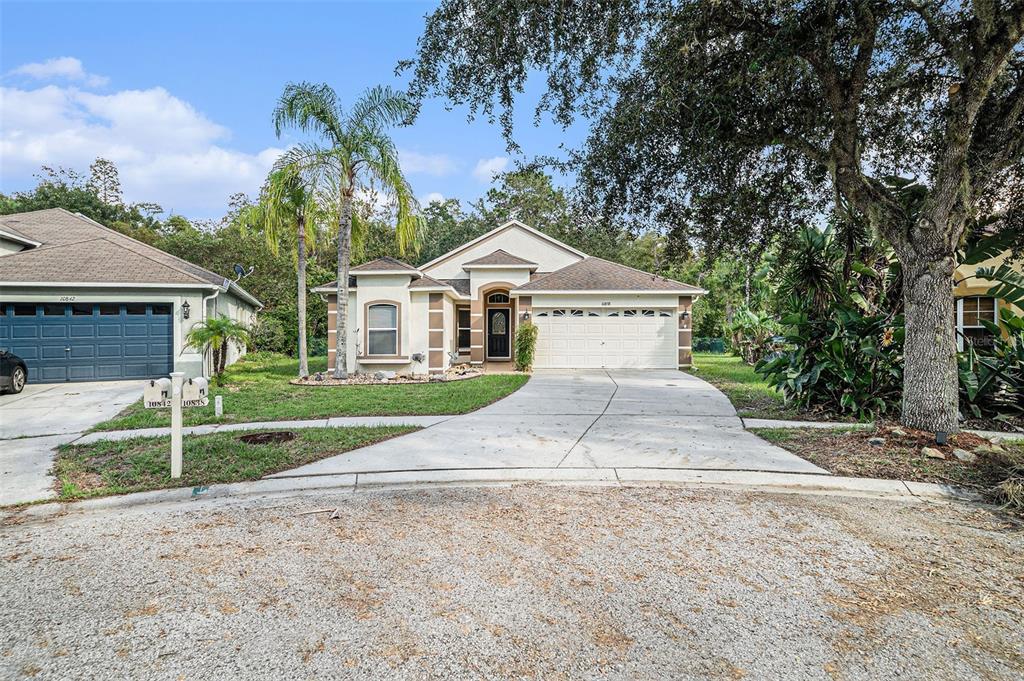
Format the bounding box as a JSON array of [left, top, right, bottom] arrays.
[[0, 380, 140, 504], [273, 369, 825, 478]]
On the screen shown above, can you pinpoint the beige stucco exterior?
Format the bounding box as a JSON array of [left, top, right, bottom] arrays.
[[317, 221, 706, 374]]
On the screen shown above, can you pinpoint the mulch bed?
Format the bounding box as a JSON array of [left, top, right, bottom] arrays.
[[289, 369, 485, 387], [761, 424, 1023, 494], [237, 431, 296, 445]]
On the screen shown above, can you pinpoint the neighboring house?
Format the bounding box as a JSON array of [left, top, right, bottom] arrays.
[[954, 249, 1023, 352], [313, 219, 706, 374], [0, 208, 261, 382]]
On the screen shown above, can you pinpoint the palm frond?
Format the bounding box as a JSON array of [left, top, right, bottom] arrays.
[[272, 82, 344, 142], [347, 85, 414, 131]]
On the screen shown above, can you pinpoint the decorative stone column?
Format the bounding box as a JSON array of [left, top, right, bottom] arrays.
[[428, 293, 444, 374], [678, 295, 693, 368], [470, 295, 484, 365], [326, 295, 337, 368]]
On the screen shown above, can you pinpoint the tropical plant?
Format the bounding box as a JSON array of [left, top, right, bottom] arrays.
[[757, 306, 905, 421], [272, 82, 424, 378], [514, 321, 539, 372], [958, 308, 1024, 421], [185, 316, 250, 384], [726, 308, 780, 365], [241, 164, 325, 378]]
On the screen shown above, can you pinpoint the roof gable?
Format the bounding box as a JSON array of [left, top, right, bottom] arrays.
[[350, 256, 420, 274], [513, 257, 707, 294], [420, 220, 585, 279], [462, 249, 538, 269]]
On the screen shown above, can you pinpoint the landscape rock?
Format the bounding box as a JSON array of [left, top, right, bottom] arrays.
[[921, 447, 945, 460], [867, 437, 886, 447], [373, 370, 397, 380], [951, 448, 976, 463], [429, 374, 447, 382], [975, 444, 1005, 456], [890, 427, 907, 437]]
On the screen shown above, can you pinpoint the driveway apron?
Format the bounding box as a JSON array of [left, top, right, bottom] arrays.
[[0, 380, 140, 504], [272, 370, 825, 478]]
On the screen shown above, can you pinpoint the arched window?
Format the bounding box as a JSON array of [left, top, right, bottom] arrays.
[[367, 303, 398, 355], [487, 292, 510, 304]]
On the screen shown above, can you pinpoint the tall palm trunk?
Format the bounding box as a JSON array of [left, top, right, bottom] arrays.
[[296, 216, 309, 378], [333, 192, 353, 379]]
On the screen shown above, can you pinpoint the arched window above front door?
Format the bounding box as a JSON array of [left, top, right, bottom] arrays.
[[487, 292, 510, 304]]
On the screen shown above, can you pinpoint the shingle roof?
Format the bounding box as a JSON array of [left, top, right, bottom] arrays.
[[350, 256, 419, 273], [408, 274, 452, 289], [442, 278, 471, 296], [513, 257, 706, 293], [0, 208, 261, 305], [462, 249, 538, 268]]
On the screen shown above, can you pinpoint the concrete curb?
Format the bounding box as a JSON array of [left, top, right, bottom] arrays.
[[4, 466, 983, 523]]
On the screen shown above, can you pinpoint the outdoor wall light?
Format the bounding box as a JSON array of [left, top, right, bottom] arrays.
[[522, 311, 531, 321], [181, 301, 191, 320], [679, 310, 690, 319]]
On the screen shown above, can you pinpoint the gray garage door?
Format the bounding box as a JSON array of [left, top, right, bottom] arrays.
[[0, 302, 173, 383]]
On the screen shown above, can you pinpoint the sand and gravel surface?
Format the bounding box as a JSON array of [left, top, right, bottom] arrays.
[[1, 485, 1022, 680]]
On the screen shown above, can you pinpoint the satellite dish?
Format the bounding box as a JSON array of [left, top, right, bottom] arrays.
[[232, 264, 254, 281]]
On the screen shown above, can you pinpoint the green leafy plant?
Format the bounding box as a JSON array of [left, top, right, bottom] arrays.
[[756, 306, 904, 421], [186, 315, 250, 384], [514, 321, 539, 372], [958, 307, 1024, 421], [726, 308, 780, 365]]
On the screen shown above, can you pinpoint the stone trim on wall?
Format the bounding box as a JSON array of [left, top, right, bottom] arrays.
[[428, 293, 444, 373], [677, 295, 693, 368]]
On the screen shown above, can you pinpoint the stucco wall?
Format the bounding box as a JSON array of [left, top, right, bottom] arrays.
[[524, 293, 682, 309], [423, 227, 583, 279]]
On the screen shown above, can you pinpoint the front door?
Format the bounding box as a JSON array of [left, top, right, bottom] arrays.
[[487, 308, 511, 359]]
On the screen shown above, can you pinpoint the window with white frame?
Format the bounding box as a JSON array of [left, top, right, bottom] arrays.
[[367, 303, 398, 355], [955, 296, 998, 351]]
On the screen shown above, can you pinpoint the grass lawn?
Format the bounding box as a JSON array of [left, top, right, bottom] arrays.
[[54, 425, 417, 501], [688, 352, 804, 420], [93, 353, 529, 432], [754, 425, 1024, 507]]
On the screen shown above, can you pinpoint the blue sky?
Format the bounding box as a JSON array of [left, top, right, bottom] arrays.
[[0, 1, 586, 219]]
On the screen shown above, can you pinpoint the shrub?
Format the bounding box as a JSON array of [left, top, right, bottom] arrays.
[[308, 336, 328, 358], [958, 307, 1024, 421], [515, 321, 539, 372], [249, 316, 289, 355], [756, 306, 904, 421], [726, 308, 780, 364]]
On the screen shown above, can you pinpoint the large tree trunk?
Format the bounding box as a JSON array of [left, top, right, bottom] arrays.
[[333, 194, 353, 379], [296, 217, 309, 378], [901, 252, 959, 433]]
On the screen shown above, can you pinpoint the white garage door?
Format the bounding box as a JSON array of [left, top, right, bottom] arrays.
[[533, 308, 677, 369]]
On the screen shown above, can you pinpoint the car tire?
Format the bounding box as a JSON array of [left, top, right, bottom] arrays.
[[10, 366, 26, 394]]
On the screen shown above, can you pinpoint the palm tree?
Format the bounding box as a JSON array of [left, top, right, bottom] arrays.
[[186, 316, 250, 383], [272, 82, 423, 379], [243, 164, 323, 378]]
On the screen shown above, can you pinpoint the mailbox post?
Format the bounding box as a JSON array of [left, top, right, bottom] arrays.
[[169, 372, 184, 479], [143, 372, 209, 480]]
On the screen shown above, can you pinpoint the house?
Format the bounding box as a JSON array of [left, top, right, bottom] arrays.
[[954, 249, 1023, 351], [0, 208, 261, 382], [312, 219, 706, 374]]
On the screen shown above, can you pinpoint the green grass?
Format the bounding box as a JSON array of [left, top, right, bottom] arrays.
[[93, 353, 529, 432], [54, 425, 416, 500], [688, 352, 801, 419]]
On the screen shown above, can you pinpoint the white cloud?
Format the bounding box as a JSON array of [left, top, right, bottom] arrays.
[[399, 150, 456, 176], [421, 192, 445, 205], [0, 82, 283, 217], [472, 155, 508, 183], [9, 57, 109, 87]]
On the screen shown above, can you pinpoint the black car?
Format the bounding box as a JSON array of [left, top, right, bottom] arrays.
[[0, 350, 27, 394]]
